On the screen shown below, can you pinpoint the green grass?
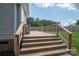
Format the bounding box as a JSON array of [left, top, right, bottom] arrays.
[[59, 32, 79, 55], [48, 32, 79, 55], [59, 31, 68, 39], [72, 32, 79, 55]]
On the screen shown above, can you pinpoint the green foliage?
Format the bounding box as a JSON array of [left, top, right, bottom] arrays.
[[27, 17, 35, 26], [27, 17, 60, 27], [75, 19, 79, 26]]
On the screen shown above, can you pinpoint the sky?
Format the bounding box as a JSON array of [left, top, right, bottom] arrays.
[[29, 3, 79, 26]]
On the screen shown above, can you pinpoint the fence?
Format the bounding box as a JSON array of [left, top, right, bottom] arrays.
[[65, 25, 79, 32], [31, 24, 57, 32]]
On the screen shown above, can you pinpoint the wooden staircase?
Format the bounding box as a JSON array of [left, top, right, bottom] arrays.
[[20, 36, 70, 56], [15, 23, 72, 56]]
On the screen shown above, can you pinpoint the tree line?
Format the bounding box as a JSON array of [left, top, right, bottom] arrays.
[[75, 19, 79, 26], [27, 17, 60, 27]]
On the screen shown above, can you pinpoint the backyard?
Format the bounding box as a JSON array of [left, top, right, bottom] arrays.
[[72, 32, 79, 55], [48, 31, 79, 55]]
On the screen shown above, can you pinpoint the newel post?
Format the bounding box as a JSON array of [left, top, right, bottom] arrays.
[[15, 35, 19, 56], [22, 24, 25, 37], [24, 24, 26, 35], [68, 33, 72, 49], [56, 24, 58, 36], [44, 26, 45, 32]]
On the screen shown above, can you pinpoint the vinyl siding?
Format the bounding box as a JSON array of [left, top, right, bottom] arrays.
[[0, 4, 15, 39]]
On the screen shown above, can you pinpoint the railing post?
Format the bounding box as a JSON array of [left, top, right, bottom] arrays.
[[24, 24, 26, 34], [68, 33, 72, 49], [22, 24, 25, 37], [44, 26, 45, 32], [24, 24, 27, 35], [26, 24, 30, 34], [15, 23, 25, 56], [25, 24, 27, 34], [56, 24, 58, 36], [15, 35, 20, 56]]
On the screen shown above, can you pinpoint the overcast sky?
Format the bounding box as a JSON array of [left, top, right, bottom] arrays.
[[29, 3, 79, 26]]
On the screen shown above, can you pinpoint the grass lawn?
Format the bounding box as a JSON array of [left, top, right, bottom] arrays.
[[72, 32, 79, 55], [48, 32, 79, 55]]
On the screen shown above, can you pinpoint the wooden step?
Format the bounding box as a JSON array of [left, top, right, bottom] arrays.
[[20, 44, 66, 54], [23, 36, 58, 39], [22, 37, 60, 43], [20, 49, 70, 56], [22, 40, 63, 48]]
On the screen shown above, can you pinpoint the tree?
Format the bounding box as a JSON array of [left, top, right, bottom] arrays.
[[27, 17, 34, 26], [76, 20, 79, 26], [34, 18, 40, 26], [27, 17, 60, 27]]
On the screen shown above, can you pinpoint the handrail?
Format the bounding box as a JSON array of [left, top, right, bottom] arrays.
[[44, 24, 57, 32], [30, 24, 72, 50], [57, 24, 72, 49], [15, 23, 26, 55], [58, 25, 72, 34]]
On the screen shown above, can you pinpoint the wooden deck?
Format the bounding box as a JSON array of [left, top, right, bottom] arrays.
[[24, 31, 57, 37]]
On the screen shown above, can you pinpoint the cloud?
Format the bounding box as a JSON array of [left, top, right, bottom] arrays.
[[63, 23, 70, 26], [57, 3, 76, 11], [35, 3, 55, 8], [71, 20, 76, 24], [34, 3, 79, 11]]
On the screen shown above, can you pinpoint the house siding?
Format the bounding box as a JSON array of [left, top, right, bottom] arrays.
[[0, 3, 15, 40], [0, 3, 29, 52]]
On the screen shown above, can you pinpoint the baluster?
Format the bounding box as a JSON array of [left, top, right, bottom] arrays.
[[68, 33, 72, 49]]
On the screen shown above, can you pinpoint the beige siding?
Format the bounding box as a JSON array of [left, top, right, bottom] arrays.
[[21, 4, 26, 23], [20, 4, 29, 24]]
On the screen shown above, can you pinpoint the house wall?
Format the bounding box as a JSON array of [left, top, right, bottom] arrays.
[[0, 3, 15, 52], [0, 3, 15, 40], [0, 3, 29, 53]]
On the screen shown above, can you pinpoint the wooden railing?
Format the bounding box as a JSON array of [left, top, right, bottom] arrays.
[[31, 24, 57, 33], [57, 24, 72, 49], [41, 24, 72, 49], [15, 23, 26, 55], [44, 24, 57, 32], [31, 24, 72, 50]]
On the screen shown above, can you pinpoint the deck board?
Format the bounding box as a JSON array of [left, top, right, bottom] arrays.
[[24, 31, 57, 37]]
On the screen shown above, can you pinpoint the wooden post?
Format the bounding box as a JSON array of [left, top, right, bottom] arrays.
[[68, 33, 72, 49], [44, 26, 45, 32], [25, 24, 27, 34], [22, 24, 25, 37], [15, 23, 25, 56], [56, 24, 58, 36], [24, 24, 26, 34], [23, 24, 25, 35], [15, 35, 19, 56]]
